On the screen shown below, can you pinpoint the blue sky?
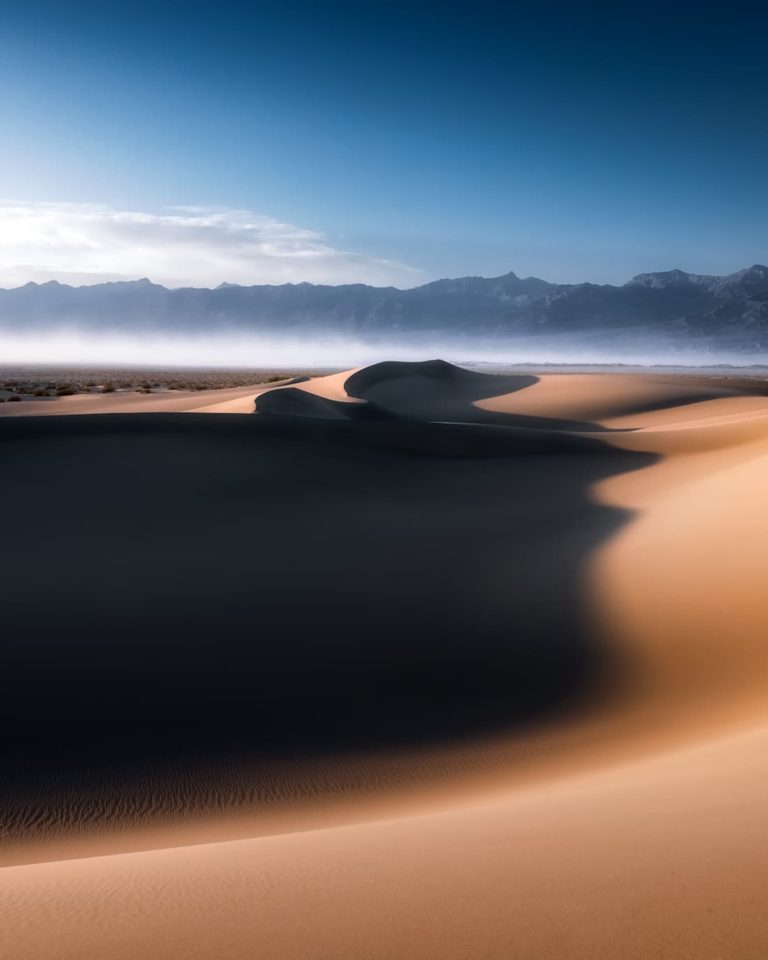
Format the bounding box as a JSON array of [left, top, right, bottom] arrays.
[[0, 0, 766, 287]]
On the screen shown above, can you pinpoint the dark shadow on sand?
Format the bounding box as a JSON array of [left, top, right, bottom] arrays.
[[0, 397, 656, 841]]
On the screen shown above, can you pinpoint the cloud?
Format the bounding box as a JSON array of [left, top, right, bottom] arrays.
[[0, 202, 422, 288]]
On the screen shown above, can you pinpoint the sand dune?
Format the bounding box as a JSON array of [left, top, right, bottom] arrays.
[[4, 723, 768, 960], [3, 360, 768, 958], [0, 382, 268, 416]]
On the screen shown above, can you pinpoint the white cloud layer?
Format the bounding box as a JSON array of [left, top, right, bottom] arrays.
[[0, 202, 421, 288]]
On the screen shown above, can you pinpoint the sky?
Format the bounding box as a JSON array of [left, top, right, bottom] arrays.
[[0, 0, 766, 289]]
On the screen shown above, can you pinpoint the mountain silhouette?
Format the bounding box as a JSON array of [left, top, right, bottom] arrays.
[[2, 265, 767, 350]]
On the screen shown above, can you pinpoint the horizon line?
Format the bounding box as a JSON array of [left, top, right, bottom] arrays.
[[1, 262, 766, 294]]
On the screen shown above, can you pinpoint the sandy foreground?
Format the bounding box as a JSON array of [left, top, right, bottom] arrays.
[[0, 381, 271, 416], [2, 362, 768, 958]]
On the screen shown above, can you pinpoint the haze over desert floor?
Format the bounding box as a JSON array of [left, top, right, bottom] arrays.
[[3, 359, 768, 959]]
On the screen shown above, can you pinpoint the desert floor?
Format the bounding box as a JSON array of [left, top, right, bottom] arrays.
[[2, 361, 768, 959]]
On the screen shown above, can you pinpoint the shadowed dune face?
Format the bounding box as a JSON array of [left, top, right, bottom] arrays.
[[0, 362, 655, 842], [343, 359, 539, 422]]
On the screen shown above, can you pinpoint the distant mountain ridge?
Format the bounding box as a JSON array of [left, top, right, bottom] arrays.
[[2, 265, 768, 349]]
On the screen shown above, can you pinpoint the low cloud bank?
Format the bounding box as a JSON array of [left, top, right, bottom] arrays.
[[2, 329, 767, 369]]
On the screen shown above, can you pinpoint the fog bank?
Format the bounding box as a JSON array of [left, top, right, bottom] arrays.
[[2, 329, 767, 369]]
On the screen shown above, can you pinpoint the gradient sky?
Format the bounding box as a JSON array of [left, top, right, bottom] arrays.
[[0, 0, 766, 287]]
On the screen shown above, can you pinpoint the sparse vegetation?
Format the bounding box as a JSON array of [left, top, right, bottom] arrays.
[[0, 365, 331, 404]]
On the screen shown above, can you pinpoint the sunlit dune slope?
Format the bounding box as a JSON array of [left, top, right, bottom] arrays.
[[0, 382, 269, 416], [4, 723, 768, 960]]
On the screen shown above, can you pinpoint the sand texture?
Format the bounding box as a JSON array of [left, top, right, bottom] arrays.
[[2, 360, 768, 958]]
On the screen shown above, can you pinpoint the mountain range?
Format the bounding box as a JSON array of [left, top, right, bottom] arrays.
[[2, 265, 768, 350]]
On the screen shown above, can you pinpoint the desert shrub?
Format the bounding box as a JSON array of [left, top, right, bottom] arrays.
[[100, 383, 115, 393]]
